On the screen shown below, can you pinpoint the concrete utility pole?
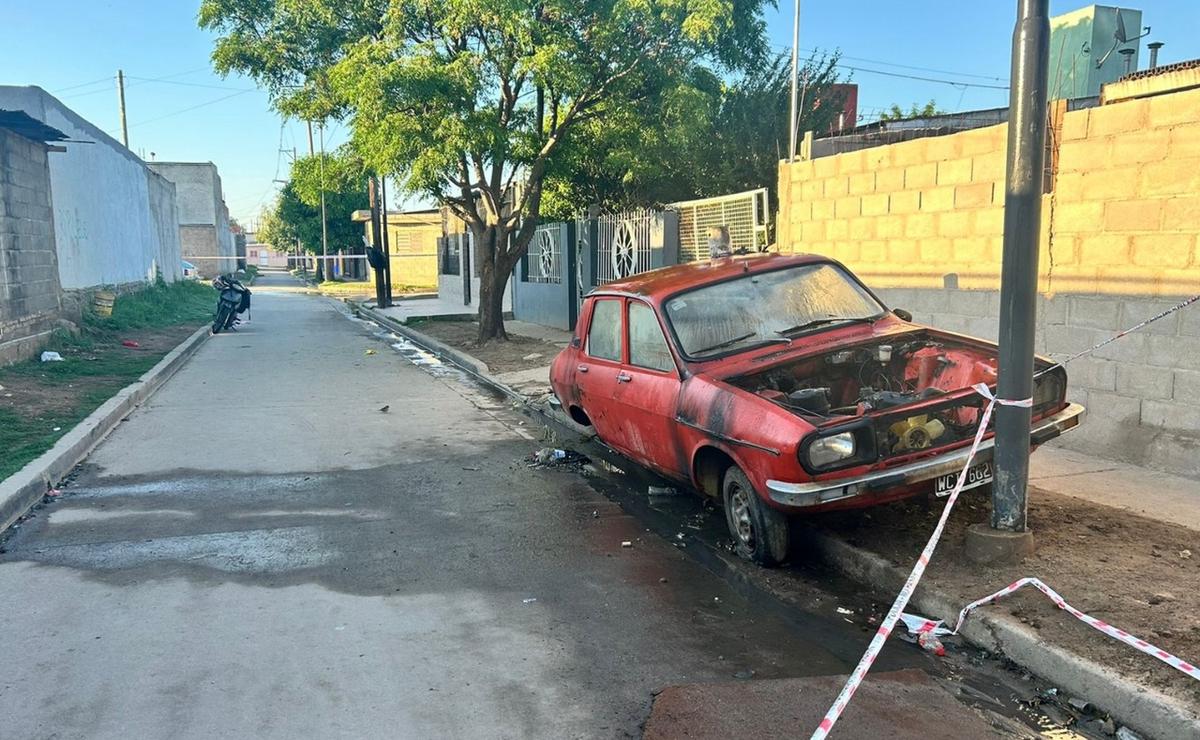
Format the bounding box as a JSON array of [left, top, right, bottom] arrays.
[[369, 177, 388, 307], [970, 0, 1050, 563], [116, 70, 129, 148], [306, 120, 315, 156], [318, 122, 329, 282], [787, 0, 801, 159]]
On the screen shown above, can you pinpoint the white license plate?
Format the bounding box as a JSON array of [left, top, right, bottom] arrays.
[[934, 461, 993, 497]]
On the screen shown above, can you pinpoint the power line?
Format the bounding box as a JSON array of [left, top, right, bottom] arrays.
[[775, 44, 1010, 90], [53, 75, 113, 94], [799, 47, 1009, 83], [61, 67, 214, 99], [127, 89, 256, 129], [125, 76, 255, 92]]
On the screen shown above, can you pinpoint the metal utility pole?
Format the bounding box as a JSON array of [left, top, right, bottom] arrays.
[[379, 175, 393, 306], [318, 122, 329, 282], [369, 177, 387, 307], [988, 0, 1050, 547], [116, 70, 129, 148], [787, 0, 801, 159]]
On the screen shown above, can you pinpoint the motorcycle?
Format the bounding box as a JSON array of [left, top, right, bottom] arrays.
[[211, 274, 251, 334]]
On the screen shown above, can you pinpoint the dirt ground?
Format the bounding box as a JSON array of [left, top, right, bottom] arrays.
[[813, 486, 1200, 709], [0, 325, 200, 480], [415, 319, 566, 374]]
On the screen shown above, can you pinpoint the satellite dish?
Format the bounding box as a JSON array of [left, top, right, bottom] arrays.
[[1096, 9, 1151, 68]]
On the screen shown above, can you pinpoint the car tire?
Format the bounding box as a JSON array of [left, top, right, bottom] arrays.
[[722, 466, 789, 567]]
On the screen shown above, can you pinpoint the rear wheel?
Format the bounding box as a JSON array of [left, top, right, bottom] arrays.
[[212, 303, 233, 334], [722, 466, 790, 567]]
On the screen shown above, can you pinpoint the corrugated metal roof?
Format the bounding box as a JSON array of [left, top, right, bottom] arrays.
[[0, 109, 68, 143]]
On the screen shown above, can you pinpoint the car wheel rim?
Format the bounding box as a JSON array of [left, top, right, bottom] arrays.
[[730, 484, 755, 549]]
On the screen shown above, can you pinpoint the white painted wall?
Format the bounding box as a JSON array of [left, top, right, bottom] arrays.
[[0, 86, 183, 289]]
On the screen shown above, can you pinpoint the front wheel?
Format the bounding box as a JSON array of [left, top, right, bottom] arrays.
[[212, 303, 234, 334], [723, 466, 790, 567]]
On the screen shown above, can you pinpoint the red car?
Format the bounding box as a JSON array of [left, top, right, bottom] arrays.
[[550, 253, 1085, 566]]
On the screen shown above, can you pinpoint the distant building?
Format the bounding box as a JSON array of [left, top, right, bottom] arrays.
[[244, 233, 289, 268], [1049, 5, 1146, 99], [146, 161, 236, 277]]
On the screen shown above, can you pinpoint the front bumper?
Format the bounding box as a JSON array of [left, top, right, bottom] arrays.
[[766, 402, 1086, 509]]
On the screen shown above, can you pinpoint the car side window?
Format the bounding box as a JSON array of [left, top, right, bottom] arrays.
[[628, 301, 674, 372], [586, 299, 622, 361]]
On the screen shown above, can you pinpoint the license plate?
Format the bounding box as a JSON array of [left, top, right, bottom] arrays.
[[934, 461, 993, 497]]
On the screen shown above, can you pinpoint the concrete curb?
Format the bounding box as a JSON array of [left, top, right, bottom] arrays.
[[805, 528, 1200, 739], [353, 303, 526, 402], [0, 325, 210, 535], [351, 300, 1199, 738]]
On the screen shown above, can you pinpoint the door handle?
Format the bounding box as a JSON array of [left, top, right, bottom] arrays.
[[577, 364, 589, 373], [616, 371, 632, 383]]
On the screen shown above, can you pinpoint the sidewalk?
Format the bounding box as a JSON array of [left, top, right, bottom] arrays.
[[366, 311, 1200, 736]]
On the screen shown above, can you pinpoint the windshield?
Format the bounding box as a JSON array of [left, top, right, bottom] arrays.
[[664, 263, 886, 359]]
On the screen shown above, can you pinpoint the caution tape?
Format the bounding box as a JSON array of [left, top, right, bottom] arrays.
[[898, 578, 1200, 682], [809, 384, 1031, 740], [812, 294, 1200, 737]]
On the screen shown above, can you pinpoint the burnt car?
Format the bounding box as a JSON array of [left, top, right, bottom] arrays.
[[549, 253, 1085, 566]]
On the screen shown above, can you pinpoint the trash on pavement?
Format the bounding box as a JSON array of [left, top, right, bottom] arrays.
[[121, 339, 140, 348], [836, 607, 854, 616], [522, 598, 537, 604], [620, 541, 633, 548], [917, 632, 945, 656], [365, 348, 377, 355], [379, 405, 390, 413], [526, 447, 589, 469], [40, 351, 64, 362], [647, 485, 678, 497]]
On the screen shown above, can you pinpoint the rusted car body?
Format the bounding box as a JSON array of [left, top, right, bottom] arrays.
[[549, 253, 1085, 565]]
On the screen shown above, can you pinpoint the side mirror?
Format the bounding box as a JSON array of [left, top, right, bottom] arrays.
[[893, 308, 913, 322]]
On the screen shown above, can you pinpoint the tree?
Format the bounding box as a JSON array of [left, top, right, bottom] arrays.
[[258, 150, 369, 281], [541, 53, 844, 223], [200, 0, 770, 342], [878, 99, 945, 121]]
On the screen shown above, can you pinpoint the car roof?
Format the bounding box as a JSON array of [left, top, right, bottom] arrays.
[[590, 252, 829, 302]]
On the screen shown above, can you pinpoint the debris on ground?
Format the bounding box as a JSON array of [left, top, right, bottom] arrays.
[[525, 447, 589, 469], [522, 598, 537, 604], [836, 607, 854, 616], [120, 339, 140, 348], [379, 405, 390, 413], [647, 485, 679, 497], [1115, 726, 1144, 740], [918, 632, 946, 656], [40, 351, 64, 362], [364, 348, 377, 355], [621, 541, 633, 548], [522, 353, 543, 361]]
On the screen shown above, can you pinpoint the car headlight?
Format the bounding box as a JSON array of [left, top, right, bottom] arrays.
[[807, 431, 856, 468]]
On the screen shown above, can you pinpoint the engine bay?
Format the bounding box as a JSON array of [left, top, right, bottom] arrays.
[[729, 333, 1004, 455]]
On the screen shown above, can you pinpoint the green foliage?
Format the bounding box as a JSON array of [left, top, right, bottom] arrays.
[[541, 53, 844, 220], [200, 0, 772, 338], [90, 281, 214, 333], [257, 149, 369, 265], [879, 99, 945, 121]]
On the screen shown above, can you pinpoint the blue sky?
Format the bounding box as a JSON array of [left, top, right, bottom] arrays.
[[3, 1, 1198, 226]]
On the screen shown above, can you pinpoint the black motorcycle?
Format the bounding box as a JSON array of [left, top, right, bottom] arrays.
[[211, 274, 251, 334]]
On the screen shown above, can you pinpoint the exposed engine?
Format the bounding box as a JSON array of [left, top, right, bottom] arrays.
[[731, 333, 1001, 455]]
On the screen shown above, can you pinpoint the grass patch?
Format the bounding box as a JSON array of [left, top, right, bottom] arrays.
[[318, 280, 436, 297], [0, 280, 214, 481]]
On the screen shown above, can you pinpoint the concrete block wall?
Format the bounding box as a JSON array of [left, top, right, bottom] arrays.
[[0, 129, 62, 365], [779, 84, 1200, 478]]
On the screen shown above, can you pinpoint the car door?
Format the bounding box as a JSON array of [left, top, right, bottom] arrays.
[[607, 299, 686, 478], [573, 297, 627, 443]]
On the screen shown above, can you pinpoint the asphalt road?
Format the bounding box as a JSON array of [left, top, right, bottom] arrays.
[[0, 271, 1019, 738]]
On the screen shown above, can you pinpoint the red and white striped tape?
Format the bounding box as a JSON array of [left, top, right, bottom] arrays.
[[809, 384, 1030, 740], [921, 578, 1200, 680]]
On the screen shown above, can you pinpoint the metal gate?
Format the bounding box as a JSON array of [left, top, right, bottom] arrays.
[[596, 210, 657, 284], [673, 188, 770, 262], [523, 224, 562, 284]]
